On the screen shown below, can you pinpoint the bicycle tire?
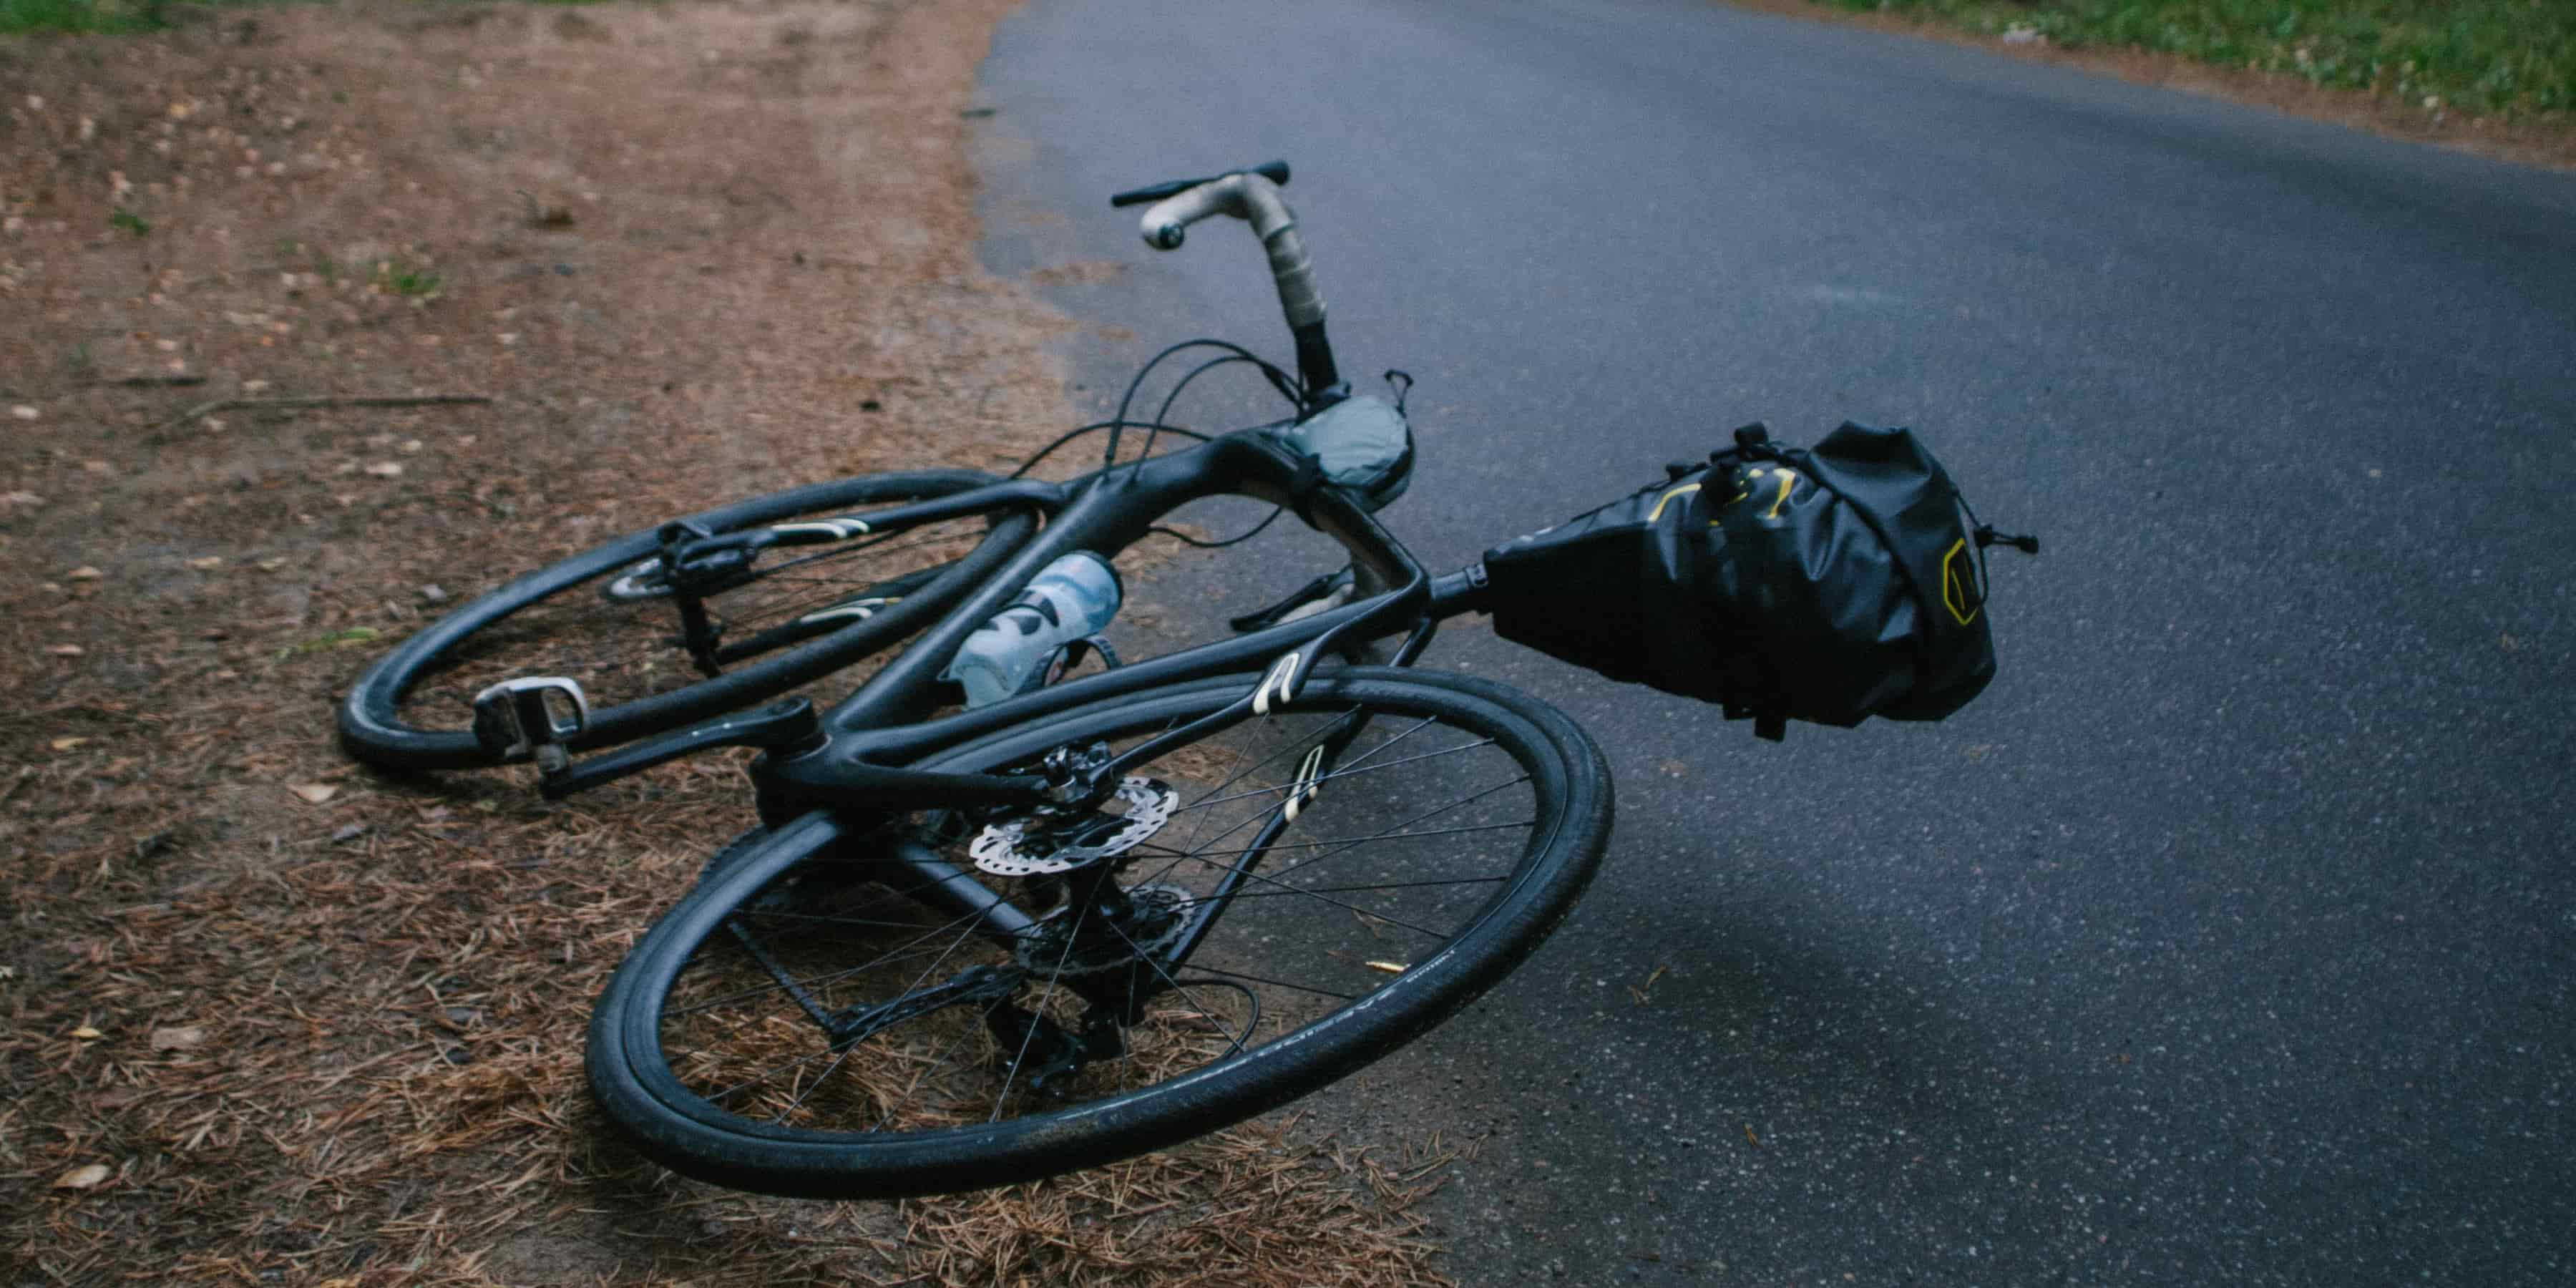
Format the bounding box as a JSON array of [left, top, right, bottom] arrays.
[[585, 667, 1613, 1199], [338, 469, 1034, 771]]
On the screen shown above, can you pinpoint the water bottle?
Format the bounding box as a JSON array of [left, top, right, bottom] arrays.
[[942, 551, 1121, 707]]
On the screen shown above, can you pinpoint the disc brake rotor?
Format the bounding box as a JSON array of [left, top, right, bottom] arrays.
[[969, 776, 1179, 877]]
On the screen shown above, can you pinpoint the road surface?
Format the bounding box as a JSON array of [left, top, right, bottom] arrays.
[[972, 1, 2576, 1282]]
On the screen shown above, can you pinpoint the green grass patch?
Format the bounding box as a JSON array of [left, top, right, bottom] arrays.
[[4, 1, 597, 36], [108, 206, 150, 235], [1, 0, 169, 34], [378, 260, 441, 298], [1815, 0, 2576, 116]]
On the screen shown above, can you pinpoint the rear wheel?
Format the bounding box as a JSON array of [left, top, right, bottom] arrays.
[[338, 470, 1033, 771], [585, 668, 1613, 1199]]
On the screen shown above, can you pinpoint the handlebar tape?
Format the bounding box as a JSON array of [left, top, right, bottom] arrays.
[[1110, 160, 1289, 208]]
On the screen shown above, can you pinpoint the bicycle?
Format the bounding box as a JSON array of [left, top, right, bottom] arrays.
[[351, 160, 2004, 1201], [371, 162, 1590, 1201]]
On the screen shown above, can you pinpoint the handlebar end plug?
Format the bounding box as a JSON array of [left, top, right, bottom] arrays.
[[1144, 223, 1186, 251]]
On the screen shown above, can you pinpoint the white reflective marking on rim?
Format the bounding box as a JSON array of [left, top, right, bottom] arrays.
[[606, 556, 667, 600], [794, 597, 894, 626], [769, 517, 871, 540]]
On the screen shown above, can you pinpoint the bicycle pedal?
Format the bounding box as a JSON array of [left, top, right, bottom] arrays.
[[470, 676, 590, 771]]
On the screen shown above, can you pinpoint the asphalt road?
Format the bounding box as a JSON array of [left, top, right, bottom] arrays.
[[971, 1, 2576, 1282]]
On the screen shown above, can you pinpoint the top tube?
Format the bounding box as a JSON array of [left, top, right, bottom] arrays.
[[810, 428, 1424, 739]]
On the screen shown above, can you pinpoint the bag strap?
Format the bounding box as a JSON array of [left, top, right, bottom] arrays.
[[1704, 431, 1795, 742], [1732, 424, 1947, 698], [1282, 452, 1330, 525]]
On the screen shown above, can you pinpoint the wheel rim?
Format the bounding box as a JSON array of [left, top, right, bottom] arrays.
[[630, 679, 1566, 1158], [386, 505, 992, 735]]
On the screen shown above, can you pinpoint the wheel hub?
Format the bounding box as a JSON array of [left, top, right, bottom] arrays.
[[1011, 883, 1194, 976]]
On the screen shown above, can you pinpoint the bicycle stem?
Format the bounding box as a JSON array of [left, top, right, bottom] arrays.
[[1136, 171, 1343, 402]]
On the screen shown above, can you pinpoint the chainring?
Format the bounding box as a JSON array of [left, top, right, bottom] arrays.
[[1011, 884, 1194, 976], [969, 776, 1179, 877]]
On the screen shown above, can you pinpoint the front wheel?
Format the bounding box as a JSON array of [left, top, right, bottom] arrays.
[[585, 668, 1614, 1199], [337, 470, 1032, 771]]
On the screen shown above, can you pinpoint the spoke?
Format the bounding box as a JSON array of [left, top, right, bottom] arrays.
[[702, 1038, 847, 1106], [1098, 912, 1252, 1064], [664, 903, 997, 1019], [1261, 776, 1532, 884], [1172, 963, 1357, 1002], [1170, 721, 1466, 816], [726, 573, 909, 591], [708, 534, 965, 620], [867, 1016, 988, 1133], [672, 934, 967, 1021], [1191, 707, 1434, 813], [724, 907, 956, 932], [990, 894, 1095, 1121], [665, 854, 1078, 1018], [1169, 706, 1368, 857], [1126, 774, 1531, 899], [1124, 791, 1292, 890], [751, 528, 962, 578], [1142, 713, 1455, 886], [686, 904, 995, 1111], [1127, 817, 1538, 860], [1167, 874, 1508, 902], [724, 915, 835, 1028], [1166, 852, 1457, 942], [772, 1045, 857, 1124], [1174, 713, 1327, 809], [714, 580, 899, 632], [873, 904, 997, 1038]]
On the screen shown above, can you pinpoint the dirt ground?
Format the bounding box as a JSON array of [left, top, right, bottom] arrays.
[[0, 2, 1453, 1283]]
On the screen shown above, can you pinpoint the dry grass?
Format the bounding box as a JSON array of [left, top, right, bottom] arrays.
[[0, 2, 1455, 1282]]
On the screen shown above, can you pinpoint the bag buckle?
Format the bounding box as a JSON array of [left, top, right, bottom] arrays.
[[470, 677, 590, 771]]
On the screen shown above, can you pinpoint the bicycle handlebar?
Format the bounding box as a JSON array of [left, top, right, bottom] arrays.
[[1121, 162, 1340, 397], [1110, 159, 1289, 209]]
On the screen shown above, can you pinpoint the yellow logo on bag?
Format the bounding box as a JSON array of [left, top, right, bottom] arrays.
[[1941, 537, 1982, 625]]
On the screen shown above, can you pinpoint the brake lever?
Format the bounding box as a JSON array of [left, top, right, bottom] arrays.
[[1109, 159, 1289, 208]]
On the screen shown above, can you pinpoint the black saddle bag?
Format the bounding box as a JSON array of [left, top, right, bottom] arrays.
[[1479, 422, 2030, 740]]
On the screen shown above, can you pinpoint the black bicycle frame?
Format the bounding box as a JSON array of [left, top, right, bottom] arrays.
[[709, 428, 1492, 966], [750, 430, 1440, 814], [626, 163, 1488, 962]]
